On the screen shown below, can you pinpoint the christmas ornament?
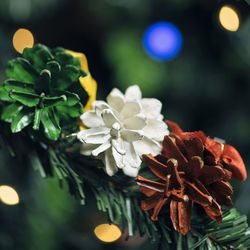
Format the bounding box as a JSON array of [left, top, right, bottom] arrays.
[[0, 44, 88, 140], [136, 121, 246, 235], [77, 85, 168, 177]]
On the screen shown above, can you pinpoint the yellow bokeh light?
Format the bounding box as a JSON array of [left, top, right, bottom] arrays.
[[219, 6, 240, 32], [12, 28, 34, 54], [94, 224, 122, 243], [0, 185, 19, 205]]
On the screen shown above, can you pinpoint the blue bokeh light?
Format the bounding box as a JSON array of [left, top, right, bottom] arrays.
[[143, 21, 183, 61]]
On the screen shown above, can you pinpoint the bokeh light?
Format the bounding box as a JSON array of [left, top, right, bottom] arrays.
[[12, 28, 34, 54], [143, 21, 183, 61], [94, 224, 121, 243], [219, 6, 240, 32], [0, 185, 19, 205]]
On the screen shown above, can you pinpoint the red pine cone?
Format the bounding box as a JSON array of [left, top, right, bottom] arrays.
[[135, 121, 246, 235]]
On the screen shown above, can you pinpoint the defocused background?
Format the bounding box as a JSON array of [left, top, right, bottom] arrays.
[[1, 0, 250, 249]]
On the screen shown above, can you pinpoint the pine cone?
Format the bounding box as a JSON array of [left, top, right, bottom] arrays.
[[136, 121, 246, 235], [0, 44, 88, 141]]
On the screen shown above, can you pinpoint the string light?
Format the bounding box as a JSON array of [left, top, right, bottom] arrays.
[[219, 6, 240, 32], [0, 185, 19, 205], [94, 224, 122, 243], [12, 28, 34, 54], [143, 21, 182, 61]]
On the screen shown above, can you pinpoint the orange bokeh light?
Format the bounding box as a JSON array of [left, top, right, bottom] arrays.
[[12, 28, 34, 54]]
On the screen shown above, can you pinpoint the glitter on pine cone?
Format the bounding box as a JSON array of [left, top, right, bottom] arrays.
[[135, 121, 246, 235]]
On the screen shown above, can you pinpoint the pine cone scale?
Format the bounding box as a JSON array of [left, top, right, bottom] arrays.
[[142, 154, 171, 180], [162, 136, 188, 166], [184, 180, 212, 207]]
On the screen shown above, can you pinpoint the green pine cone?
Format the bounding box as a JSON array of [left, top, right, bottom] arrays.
[[0, 44, 88, 141]]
